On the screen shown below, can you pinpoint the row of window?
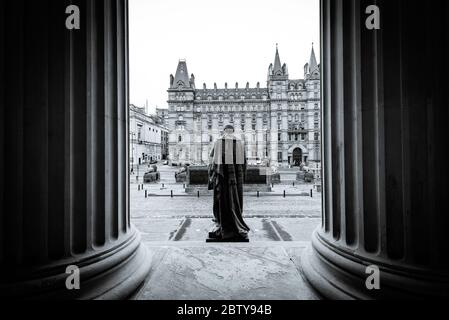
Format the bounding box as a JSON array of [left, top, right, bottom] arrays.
[[198, 95, 269, 101], [181, 111, 319, 123], [277, 133, 320, 141], [288, 82, 319, 90], [170, 102, 320, 113]]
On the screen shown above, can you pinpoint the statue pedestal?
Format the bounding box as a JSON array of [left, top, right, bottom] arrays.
[[206, 238, 250, 243]]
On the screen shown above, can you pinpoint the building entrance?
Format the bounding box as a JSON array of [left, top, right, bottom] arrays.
[[293, 148, 302, 166]]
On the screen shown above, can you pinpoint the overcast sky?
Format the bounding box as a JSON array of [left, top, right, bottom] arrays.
[[129, 0, 320, 114]]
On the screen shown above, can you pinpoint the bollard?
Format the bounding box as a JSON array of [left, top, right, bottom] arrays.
[[162, 183, 165, 188], [138, 185, 140, 191], [310, 189, 313, 198], [145, 190, 147, 198], [171, 190, 173, 198], [197, 191, 200, 198], [293, 182, 295, 187], [257, 191, 260, 198], [283, 190, 286, 198]]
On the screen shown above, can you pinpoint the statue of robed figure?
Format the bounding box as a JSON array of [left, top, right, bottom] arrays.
[[207, 125, 250, 242]]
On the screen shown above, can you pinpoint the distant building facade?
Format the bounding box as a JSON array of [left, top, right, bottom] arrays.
[[167, 46, 321, 168], [156, 107, 169, 125], [160, 127, 169, 160], [129, 104, 169, 166]]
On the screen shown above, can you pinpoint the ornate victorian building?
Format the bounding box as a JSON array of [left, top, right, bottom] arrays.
[[167, 46, 321, 168]]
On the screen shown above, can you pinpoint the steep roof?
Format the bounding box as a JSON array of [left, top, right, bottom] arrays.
[[273, 45, 283, 75], [171, 60, 191, 89], [309, 44, 318, 73]]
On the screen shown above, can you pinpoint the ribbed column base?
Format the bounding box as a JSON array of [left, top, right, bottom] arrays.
[[1, 227, 151, 300], [301, 230, 449, 300]]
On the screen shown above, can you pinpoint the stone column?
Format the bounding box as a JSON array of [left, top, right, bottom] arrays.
[[302, 0, 449, 299], [0, 0, 151, 299]]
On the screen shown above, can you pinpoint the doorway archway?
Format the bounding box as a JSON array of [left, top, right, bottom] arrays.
[[292, 148, 302, 166]]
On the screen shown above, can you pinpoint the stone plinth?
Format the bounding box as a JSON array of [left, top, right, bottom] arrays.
[[144, 172, 160, 183], [185, 166, 272, 194]]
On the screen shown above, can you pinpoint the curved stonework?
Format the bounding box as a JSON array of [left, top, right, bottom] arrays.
[[303, 231, 449, 299], [302, 0, 449, 299], [2, 228, 150, 300], [0, 0, 151, 299]]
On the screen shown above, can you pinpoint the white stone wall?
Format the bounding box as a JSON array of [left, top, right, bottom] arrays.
[[129, 106, 166, 164]]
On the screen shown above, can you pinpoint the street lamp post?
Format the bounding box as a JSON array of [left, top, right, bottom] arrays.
[[130, 132, 137, 176]]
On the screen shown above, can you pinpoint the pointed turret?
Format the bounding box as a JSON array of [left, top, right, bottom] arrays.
[[308, 43, 318, 74], [270, 44, 287, 78], [171, 60, 192, 89], [273, 44, 283, 75]]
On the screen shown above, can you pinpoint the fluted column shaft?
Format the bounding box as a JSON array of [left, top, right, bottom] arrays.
[[0, 0, 150, 299], [303, 0, 449, 299]]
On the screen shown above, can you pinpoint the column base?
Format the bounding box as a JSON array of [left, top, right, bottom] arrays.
[[1, 227, 152, 300], [301, 230, 449, 300]]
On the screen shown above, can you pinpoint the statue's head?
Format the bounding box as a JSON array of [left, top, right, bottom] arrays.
[[224, 124, 235, 134]]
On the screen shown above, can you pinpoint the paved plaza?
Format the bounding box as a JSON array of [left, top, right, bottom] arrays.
[[130, 164, 322, 300]]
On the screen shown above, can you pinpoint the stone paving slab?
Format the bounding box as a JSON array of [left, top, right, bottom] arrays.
[[134, 218, 184, 242], [133, 217, 321, 242], [167, 218, 283, 242], [272, 218, 322, 241], [131, 195, 321, 218], [134, 244, 319, 300]]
